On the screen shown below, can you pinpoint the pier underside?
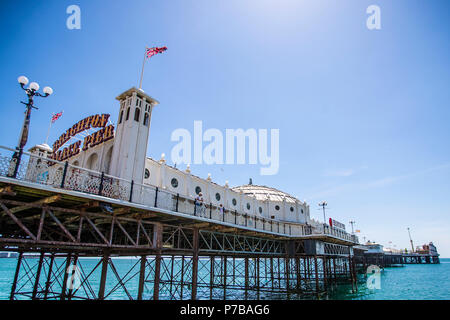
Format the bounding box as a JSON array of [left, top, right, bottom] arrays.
[[0, 180, 358, 300]]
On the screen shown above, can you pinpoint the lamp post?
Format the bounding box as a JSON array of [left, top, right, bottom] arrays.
[[318, 201, 327, 223], [8, 76, 53, 178], [349, 220, 355, 234]]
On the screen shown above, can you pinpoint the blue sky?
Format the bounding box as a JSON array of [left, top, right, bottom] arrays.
[[0, 0, 449, 256]]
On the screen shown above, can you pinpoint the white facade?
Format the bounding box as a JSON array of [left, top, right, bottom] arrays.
[[143, 157, 311, 223], [28, 86, 312, 224]]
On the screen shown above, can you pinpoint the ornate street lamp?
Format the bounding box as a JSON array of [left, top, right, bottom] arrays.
[[8, 76, 53, 178]]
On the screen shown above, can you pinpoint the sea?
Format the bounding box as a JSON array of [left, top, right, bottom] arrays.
[[0, 257, 449, 300]]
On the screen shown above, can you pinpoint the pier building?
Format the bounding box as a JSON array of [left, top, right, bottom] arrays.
[[0, 86, 361, 300]]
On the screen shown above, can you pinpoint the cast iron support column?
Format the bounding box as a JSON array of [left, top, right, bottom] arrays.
[[153, 223, 163, 300], [244, 257, 249, 299], [137, 255, 147, 300], [98, 253, 109, 300], [67, 254, 79, 300], [43, 253, 55, 300], [32, 252, 45, 300], [191, 228, 199, 300], [10, 252, 23, 300], [223, 256, 227, 299], [60, 253, 72, 300], [314, 256, 319, 295]]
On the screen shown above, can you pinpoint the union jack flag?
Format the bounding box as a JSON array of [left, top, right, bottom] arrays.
[[146, 46, 167, 59], [51, 111, 63, 123]]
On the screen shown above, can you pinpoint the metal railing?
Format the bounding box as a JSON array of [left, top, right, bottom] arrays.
[[0, 145, 358, 243]]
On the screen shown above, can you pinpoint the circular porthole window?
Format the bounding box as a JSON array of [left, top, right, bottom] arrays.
[[247, 203, 251, 210], [259, 207, 263, 214], [275, 205, 280, 211], [144, 169, 150, 179], [232, 198, 237, 206], [171, 178, 178, 188], [301, 209, 304, 214], [195, 186, 202, 195], [215, 193, 221, 201], [290, 207, 294, 212]]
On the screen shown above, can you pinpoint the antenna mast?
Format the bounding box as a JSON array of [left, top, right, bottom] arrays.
[[407, 227, 415, 253]]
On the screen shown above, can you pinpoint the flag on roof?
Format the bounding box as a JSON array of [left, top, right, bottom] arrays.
[[146, 46, 167, 59], [51, 111, 63, 123]]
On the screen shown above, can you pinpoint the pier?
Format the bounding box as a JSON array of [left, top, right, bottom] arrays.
[[353, 248, 440, 271], [0, 145, 360, 300]]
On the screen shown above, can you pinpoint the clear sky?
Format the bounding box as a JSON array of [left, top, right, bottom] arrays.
[[0, 0, 449, 256]]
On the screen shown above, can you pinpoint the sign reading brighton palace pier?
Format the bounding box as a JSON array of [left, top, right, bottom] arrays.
[[50, 114, 114, 162]]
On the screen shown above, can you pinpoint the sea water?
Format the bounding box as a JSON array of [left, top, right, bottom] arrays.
[[0, 257, 448, 300]]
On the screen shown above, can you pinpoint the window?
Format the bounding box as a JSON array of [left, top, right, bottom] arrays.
[[119, 110, 124, 124], [126, 107, 130, 121], [290, 207, 294, 212], [195, 186, 202, 195], [246, 203, 251, 210], [259, 207, 263, 214], [275, 205, 280, 211], [143, 113, 149, 126], [136, 98, 139, 106], [144, 169, 150, 179], [134, 108, 141, 122], [171, 178, 178, 188], [301, 209, 304, 214], [232, 198, 237, 206], [215, 193, 221, 201]]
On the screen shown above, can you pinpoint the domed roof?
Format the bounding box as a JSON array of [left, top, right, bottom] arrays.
[[231, 184, 299, 204]]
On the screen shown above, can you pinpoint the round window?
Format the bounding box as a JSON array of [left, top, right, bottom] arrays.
[[259, 207, 262, 214], [232, 198, 237, 206], [275, 205, 280, 211], [215, 193, 221, 201], [144, 168, 150, 179], [247, 203, 251, 210], [290, 207, 294, 212], [171, 178, 178, 188], [195, 186, 202, 195], [301, 209, 304, 214]]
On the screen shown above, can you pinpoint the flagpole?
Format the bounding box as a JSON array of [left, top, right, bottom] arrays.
[[44, 113, 53, 145], [139, 47, 147, 89]]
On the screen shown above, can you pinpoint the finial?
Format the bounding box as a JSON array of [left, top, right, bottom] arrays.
[[225, 180, 229, 188], [206, 173, 212, 181], [159, 153, 166, 163], [185, 164, 191, 173], [249, 178, 253, 185]]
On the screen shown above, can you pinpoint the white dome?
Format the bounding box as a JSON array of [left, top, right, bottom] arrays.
[[231, 184, 299, 204]]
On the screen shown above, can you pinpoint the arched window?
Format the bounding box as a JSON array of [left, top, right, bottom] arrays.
[[134, 108, 140, 122], [126, 107, 130, 121], [103, 147, 113, 174], [143, 112, 149, 126], [119, 110, 124, 124], [86, 153, 98, 170]]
